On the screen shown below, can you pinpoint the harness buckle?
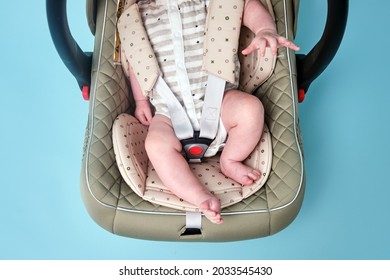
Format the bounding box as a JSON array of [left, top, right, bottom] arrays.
[[181, 131, 213, 163]]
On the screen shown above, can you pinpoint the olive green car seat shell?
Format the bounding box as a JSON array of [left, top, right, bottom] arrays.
[[46, 0, 348, 241]]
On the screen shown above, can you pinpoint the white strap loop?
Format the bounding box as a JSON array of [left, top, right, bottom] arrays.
[[185, 212, 202, 229]]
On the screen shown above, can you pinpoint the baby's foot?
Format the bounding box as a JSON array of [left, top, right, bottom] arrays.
[[199, 197, 223, 224], [221, 160, 261, 186]]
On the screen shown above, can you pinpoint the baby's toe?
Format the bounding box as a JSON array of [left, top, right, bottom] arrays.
[[248, 170, 261, 180]]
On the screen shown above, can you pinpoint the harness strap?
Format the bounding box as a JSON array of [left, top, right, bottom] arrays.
[[167, 0, 200, 131], [154, 76, 194, 140], [155, 75, 226, 161], [199, 74, 226, 140]]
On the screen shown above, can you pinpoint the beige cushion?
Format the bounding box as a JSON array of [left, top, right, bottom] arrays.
[[113, 113, 272, 211]]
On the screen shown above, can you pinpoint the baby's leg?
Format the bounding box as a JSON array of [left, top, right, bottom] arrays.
[[220, 90, 264, 186], [145, 114, 223, 224]]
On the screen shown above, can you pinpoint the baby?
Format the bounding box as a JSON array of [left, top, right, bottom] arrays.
[[121, 0, 299, 224]]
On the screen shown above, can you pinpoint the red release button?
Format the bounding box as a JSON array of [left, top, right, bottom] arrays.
[[82, 86, 90, 101], [189, 146, 203, 156], [298, 89, 305, 103]]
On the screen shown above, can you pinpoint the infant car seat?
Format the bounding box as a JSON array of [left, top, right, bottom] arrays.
[[47, 0, 348, 241]]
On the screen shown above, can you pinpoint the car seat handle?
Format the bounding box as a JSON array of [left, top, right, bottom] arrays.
[[46, 0, 92, 92], [296, 0, 349, 94]]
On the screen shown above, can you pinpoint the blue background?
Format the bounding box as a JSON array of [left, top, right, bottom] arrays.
[[1, 1, 389, 259]]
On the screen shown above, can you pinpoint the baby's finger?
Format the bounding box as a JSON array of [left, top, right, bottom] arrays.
[[135, 111, 147, 126], [287, 41, 300, 51], [140, 116, 150, 126], [266, 36, 278, 56], [258, 38, 267, 56], [241, 42, 257, 55], [144, 111, 153, 126], [278, 37, 300, 51]]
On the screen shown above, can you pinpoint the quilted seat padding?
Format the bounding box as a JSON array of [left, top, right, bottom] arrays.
[[80, 0, 305, 241]]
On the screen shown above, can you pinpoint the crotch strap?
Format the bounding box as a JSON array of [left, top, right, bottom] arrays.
[[155, 75, 226, 162]]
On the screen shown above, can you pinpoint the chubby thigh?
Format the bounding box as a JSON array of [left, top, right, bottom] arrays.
[[145, 114, 183, 154]]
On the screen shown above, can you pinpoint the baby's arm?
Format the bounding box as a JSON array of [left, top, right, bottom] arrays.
[[241, 0, 300, 56], [128, 66, 153, 126]]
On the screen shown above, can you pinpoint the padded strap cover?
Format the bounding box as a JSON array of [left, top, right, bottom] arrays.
[[117, 4, 161, 95], [202, 0, 244, 83]]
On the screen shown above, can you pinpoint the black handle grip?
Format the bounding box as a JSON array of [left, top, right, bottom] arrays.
[[46, 0, 92, 90], [296, 0, 349, 94]]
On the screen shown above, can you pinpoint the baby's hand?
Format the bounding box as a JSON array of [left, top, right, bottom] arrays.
[[242, 29, 300, 56], [135, 100, 153, 126]]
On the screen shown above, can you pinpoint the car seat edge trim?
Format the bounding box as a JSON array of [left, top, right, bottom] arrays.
[[279, 0, 305, 210], [84, 0, 117, 212]]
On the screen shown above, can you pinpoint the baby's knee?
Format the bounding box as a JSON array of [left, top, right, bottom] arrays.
[[240, 93, 264, 120], [225, 90, 264, 115], [144, 131, 181, 158]]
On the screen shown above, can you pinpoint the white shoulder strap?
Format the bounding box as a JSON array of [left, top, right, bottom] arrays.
[[154, 77, 194, 140], [199, 74, 226, 140]]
